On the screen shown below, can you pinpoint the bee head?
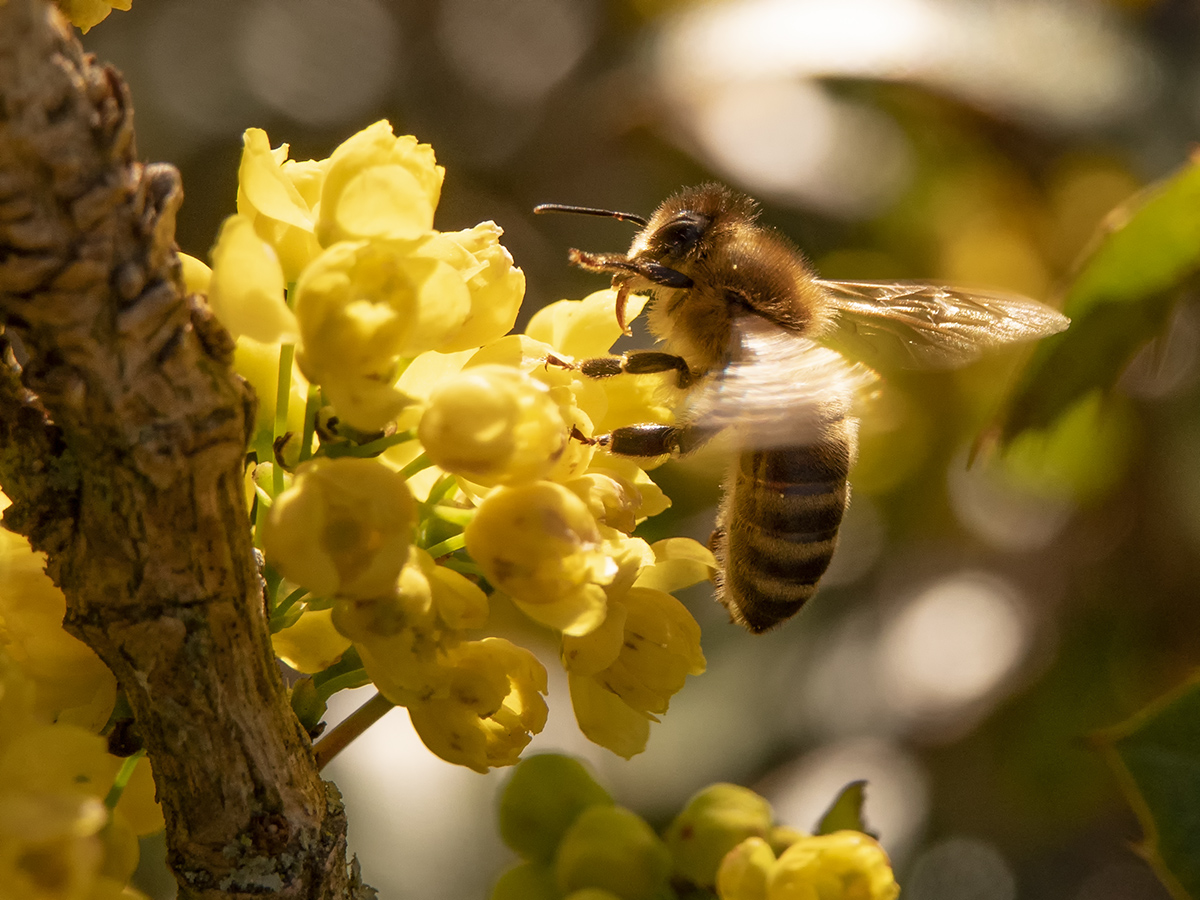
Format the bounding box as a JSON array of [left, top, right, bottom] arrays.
[[637, 184, 759, 264]]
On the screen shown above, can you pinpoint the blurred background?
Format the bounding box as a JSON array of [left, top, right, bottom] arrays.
[[81, 0, 1200, 897]]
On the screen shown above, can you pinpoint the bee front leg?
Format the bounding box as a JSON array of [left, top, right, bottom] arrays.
[[574, 422, 719, 458], [578, 351, 696, 388]]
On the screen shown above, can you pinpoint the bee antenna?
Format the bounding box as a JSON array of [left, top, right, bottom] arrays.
[[533, 203, 649, 228]]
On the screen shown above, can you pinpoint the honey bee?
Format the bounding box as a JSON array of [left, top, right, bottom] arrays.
[[535, 184, 1068, 633]]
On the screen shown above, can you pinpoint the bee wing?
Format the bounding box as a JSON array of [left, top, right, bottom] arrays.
[[815, 280, 1070, 370], [685, 315, 878, 450]]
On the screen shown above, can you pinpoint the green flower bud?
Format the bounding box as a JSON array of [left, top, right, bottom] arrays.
[[498, 754, 613, 863], [491, 862, 558, 900], [554, 805, 671, 900], [664, 784, 773, 888]]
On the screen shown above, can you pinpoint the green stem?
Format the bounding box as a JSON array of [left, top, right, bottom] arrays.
[[428, 505, 474, 527], [273, 343, 295, 498], [104, 749, 145, 810], [313, 692, 395, 771], [426, 533, 468, 559], [426, 474, 459, 505], [320, 429, 419, 459], [299, 383, 320, 463], [439, 557, 486, 578], [397, 451, 432, 480], [269, 586, 309, 631]]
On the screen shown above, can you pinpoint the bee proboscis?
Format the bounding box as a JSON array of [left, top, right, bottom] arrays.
[[535, 184, 1069, 633]]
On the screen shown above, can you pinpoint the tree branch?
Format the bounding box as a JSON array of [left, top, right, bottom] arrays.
[[0, 1, 362, 896]]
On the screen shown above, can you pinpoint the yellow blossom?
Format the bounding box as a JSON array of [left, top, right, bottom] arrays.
[[262, 457, 416, 599], [716, 837, 776, 900], [633, 538, 718, 593], [177, 253, 211, 295], [564, 587, 704, 723], [763, 832, 899, 900], [566, 673, 650, 760], [566, 459, 671, 534], [464, 482, 614, 636], [56, 0, 131, 33], [293, 240, 471, 431], [407, 638, 548, 773], [317, 121, 443, 246], [0, 530, 116, 731], [207, 215, 299, 345], [419, 365, 568, 487], [236, 128, 326, 281], [410, 223, 526, 352], [526, 290, 649, 360]]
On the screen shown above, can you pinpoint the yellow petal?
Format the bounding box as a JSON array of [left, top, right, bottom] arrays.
[[271, 608, 353, 674], [208, 215, 298, 344]]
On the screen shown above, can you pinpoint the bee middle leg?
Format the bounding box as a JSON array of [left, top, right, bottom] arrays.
[[575, 351, 695, 388]]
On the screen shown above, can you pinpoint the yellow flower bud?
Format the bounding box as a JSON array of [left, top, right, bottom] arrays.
[[716, 837, 776, 900], [464, 482, 613, 636], [207, 214, 299, 345], [331, 546, 486, 643], [317, 121, 443, 246], [419, 366, 567, 487], [407, 638, 548, 772], [355, 628, 446, 707], [293, 240, 471, 431], [0, 790, 108, 898], [767, 832, 899, 900], [262, 458, 415, 599]]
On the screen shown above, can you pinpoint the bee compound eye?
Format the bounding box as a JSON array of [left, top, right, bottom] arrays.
[[656, 214, 709, 254]]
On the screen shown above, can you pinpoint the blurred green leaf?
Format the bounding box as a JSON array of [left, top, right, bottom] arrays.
[[290, 676, 327, 736], [1095, 672, 1200, 900], [1001, 154, 1200, 440], [815, 781, 873, 837]]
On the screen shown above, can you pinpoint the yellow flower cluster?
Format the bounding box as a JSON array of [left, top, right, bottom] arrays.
[[194, 122, 713, 770], [717, 832, 900, 900], [0, 517, 162, 900], [492, 755, 901, 900]]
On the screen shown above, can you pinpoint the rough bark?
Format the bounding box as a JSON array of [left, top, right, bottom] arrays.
[[0, 1, 361, 897]]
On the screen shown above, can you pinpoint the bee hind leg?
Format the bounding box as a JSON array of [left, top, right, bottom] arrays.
[[579, 422, 720, 458]]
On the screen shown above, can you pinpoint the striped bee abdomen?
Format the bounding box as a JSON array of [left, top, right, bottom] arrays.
[[712, 418, 856, 633]]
